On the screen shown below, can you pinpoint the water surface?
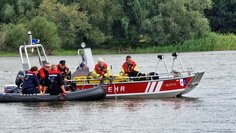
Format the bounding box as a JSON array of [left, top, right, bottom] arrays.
[[0, 51, 236, 132]]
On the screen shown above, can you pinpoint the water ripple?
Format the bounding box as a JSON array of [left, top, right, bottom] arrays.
[[0, 51, 236, 132]]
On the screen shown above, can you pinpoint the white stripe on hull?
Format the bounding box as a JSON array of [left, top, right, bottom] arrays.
[[106, 89, 185, 99], [144, 81, 163, 93], [145, 82, 152, 93], [148, 82, 157, 93], [155, 81, 163, 92]]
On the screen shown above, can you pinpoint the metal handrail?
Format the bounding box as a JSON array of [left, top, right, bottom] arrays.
[[154, 55, 170, 77], [19, 32, 48, 70], [171, 53, 185, 72]]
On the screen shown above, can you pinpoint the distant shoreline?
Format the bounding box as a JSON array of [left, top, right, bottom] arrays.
[[1, 48, 235, 57], [1, 32, 235, 57]]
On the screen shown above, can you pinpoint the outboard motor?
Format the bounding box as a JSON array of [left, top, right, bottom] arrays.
[[3, 84, 19, 93], [15, 71, 25, 89]]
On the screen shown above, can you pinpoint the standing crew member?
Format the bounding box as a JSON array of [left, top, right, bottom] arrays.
[[92, 58, 111, 81], [22, 66, 40, 94], [38, 63, 50, 94], [45, 65, 68, 95], [120, 55, 139, 77]]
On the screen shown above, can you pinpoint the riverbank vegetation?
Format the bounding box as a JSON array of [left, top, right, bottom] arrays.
[[0, 0, 235, 55], [0, 32, 235, 57]]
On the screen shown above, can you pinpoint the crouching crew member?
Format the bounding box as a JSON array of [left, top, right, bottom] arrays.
[[22, 66, 40, 94], [56, 60, 70, 81], [38, 63, 50, 94], [45, 65, 68, 95], [92, 58, 111, 81], [120, 55, 139, 77]]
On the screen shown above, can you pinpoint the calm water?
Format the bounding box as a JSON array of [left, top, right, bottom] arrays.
[[0, 51, 236, 133]]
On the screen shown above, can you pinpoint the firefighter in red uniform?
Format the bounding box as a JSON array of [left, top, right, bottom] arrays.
[[56, 60, 70, 81], [38, 63, 50, 94], [92, 58, 111, 81], [45, 64, 68, 95], [120, 55, 139, 77]]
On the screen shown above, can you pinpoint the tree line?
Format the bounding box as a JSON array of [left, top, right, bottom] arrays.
[[0, 0, 235, 54]]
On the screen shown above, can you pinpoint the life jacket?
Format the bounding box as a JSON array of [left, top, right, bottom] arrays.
[[122, 61, 137, 74], [56, 64, 69, 77], [26, 70, 37, 76], [95, 63, 108, 75], [49, 70, 60, 75], [24, 71, 37, 80], [38, 68, 48, 79], [47, 70, 61, 84], [46, 70, 63, 95]]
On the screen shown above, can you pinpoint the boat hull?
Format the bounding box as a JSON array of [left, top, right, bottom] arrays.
[[180, 72, 205, 95], [76, 76, 195, 98], [0, 86, 106, 102], [105, 89, 185, 99]]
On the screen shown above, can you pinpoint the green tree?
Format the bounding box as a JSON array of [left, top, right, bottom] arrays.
[[79, 0, 122, 48], [59, 0, 80, 5], [38, 0, 91, 49], [27, 16, 60, 54], [17, 0, 35, 16], [1, 0, 38, 24], [1, 23, 27, 51], [2, 4, 17, 23], [0, 30, 6, 50], [0, 0, 216, 52], [142, 0, 211, 45], [205, 0, 236, 33], [0, 0, 17, 23], [115, 0, 160, 47], [16, 0, 38, 23]]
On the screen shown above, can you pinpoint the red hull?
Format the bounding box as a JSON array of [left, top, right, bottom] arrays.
[[76, 76, 193, 98]]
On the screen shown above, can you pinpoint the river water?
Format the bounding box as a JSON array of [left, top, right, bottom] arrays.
[[0, 51, 236, 133]]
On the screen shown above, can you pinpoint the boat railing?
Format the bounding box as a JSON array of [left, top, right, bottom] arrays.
[[154, 52, 193, 78], [171, 52, 184, 72], [71, 72, 191, 85], [19, 31, 48, 71], [155, 55, 170, 77]]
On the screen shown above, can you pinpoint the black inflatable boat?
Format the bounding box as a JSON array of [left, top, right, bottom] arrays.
[[0, 85, 106, 102]]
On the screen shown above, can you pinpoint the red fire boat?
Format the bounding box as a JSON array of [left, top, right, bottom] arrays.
[[72, 43, 204, 99]]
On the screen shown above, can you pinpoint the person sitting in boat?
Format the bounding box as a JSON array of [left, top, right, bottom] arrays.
[[45, 64, 68, 95], [120, 55, 139, 77], [92, 58, 111, 81], [75, 61, 89, 76], [56, 60, 70, 80], [22, 66, 40, 94], [38, 63, 51, 94], [77, 61, 88, 70]]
